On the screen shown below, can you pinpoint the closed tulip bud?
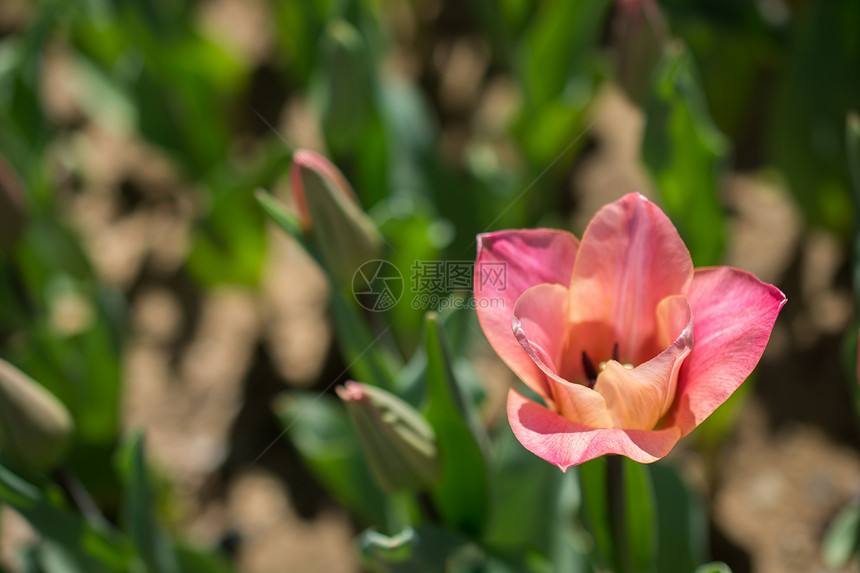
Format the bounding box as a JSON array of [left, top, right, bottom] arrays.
[[337, 381, 439, 493], [0, 358, 74, 471], [290, 150, 383, 285], [612, 0, 669, 104]]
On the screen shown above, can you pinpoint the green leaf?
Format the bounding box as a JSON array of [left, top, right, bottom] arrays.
[[372, 198, 443, 357], [694, 563, 733, 573], [86, 2, 246, 177], [848, 112, 860, 201], [315, 20, 376, 157], [270, 0, 327, 83], [483, 423, 564, 556], [769, 0, 859, 237], [329, 287, 401, 391], [118, 432, 179, 573], [423, 313, 489, 536], [18, 547, 41, 573], [548, 473, 590, 573], [36, 541, 96, 573], [643, 41, 729, 266], [485, 425, 588, 572], [514, 0, 609, 109], [314, 18, 390, 210], [0, 6, 56, 207], [173, 544, 235, 573], [357, 526, 478, 573], [822, 498, 860, 568], [70, 52, 137, 134], [255, 190, 307, 251], [11, 224, 124, 452], [0, 456, 132, 572], [274, 392, 388, 526], [848, 113, 860, 316], [188, 188, 266, 287], [579, 457, 657, 573], [652, 463, 708, 573], [622, 458, 657, 572], [518, 100, 589, 166], [377, 80, 435, 199]]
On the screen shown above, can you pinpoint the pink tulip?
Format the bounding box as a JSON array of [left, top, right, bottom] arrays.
[[474, 193, 786, 469]]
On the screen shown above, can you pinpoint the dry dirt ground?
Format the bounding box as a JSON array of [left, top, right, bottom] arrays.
[[2, 2, 860, 572]]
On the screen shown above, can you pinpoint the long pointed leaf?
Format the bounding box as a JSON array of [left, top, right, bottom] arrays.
[[423, 313, 488, 536], [579, 458, 617, 572], [0, 457, 132, 572], [622, 458, 657, 572], [118, 433, 179, 573], [643, 42, 729, 266], [652, 463, 707, 573]]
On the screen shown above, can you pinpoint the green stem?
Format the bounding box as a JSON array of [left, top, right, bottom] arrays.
[[579, 457, 616, 571], [607, 455, 632, 573], [53, 466, 110, 529], [385, 491, 418, 535]]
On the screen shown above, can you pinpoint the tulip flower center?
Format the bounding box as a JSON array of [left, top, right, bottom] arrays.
[[580, 343, 634, 388]]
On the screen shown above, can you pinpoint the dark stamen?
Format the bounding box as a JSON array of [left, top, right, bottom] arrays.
[[612, 342, 620, 362], [581, 351, 598, 387]]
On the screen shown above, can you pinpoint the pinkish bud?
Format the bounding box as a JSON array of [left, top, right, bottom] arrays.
[[612, 0, 669, 104], [290, 151, 382, 285], [337, 381, 439, 493], [0, 358, 74, 471]]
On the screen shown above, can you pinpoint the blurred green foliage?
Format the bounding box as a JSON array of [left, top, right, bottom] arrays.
[[0, 0, 857, 571]]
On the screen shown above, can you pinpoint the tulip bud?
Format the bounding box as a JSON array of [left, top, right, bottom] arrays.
[[337, 381, 439, 493], [0, 155, 26, 252], [612, 0, 669, 104], [0, 358, 74, 471], [290, 150, 383, 284]]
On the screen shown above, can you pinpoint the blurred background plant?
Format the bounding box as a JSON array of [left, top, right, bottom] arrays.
[[0, 0, 858, 572]]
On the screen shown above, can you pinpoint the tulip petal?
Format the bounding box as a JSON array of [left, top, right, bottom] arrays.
[[551, 380, 615, 429], [594, 295, 693, 430], [671, 267, 786, 435], [568, 193, 693, 365], [507, 390, 682, 469], [475, 229, 579, 395], [513, 283, 614, 427], [511, 283, 569, 393]]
